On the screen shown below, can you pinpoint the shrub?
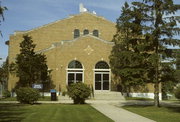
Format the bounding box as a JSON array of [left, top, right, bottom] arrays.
[[62, 91, 67, 96], [67, 83, 91, 104], [2, 90, 11, 98], [174, 86, 180, 99], [16, 87, 40, 104]]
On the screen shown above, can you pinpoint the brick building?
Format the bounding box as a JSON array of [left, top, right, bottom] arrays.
[[7, 4, 160, 99]]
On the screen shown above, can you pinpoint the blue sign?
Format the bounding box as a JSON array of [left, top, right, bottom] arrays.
[[50, 89, 56, 93], [32, 84, 43, 89]]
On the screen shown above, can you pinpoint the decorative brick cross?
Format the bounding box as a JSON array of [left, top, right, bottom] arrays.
[[84, 45, 94, 55]]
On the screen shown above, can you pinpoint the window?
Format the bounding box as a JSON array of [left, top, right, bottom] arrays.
[[94, 61, 110, 90], [83, 29, 89, 35], [74, 29, 80, 38], [95, 61, 109, 69], [68, 60, 82, 68], [93, 30, 99, 37], [67, 60, 83, 85]]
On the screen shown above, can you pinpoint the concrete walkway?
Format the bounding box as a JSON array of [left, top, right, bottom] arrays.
[[90, 103, 155, 122]]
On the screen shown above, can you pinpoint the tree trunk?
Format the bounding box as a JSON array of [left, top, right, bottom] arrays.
[[126, 86, 130, 97], [154, 81, 160, 107]]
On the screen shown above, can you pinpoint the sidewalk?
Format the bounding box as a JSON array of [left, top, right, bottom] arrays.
[[90, 103, 155, 122]]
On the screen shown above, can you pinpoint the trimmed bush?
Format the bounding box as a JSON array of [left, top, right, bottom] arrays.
[[174, 86, 180, 99], [2, 90, 11, 98], [62, 91, 67, 96], [16, 87, 40, 104], [67, 83, 91, 104]]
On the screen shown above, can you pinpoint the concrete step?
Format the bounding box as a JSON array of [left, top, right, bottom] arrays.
[[58, 95, 71, 100], [57, 91, 125, 101], [93, 91, 125, 100]]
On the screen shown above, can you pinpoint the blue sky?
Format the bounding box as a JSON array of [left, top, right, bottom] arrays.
[[0, 0, 180, 65]]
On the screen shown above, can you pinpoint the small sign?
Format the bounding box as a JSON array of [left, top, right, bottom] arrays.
[[32, 84, 43, 89], [50, 89, 56, 93]]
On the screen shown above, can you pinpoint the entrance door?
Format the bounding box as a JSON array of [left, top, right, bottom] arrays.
[[95, 73, 109, 90]]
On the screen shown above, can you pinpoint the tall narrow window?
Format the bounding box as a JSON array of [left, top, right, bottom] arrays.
[[67, 60, 83, 85], [74, 29, 80, 38], [83, 29, 89, 35], [93, 30, 99, 37]]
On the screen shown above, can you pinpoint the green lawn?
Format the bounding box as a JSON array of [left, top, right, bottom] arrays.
[[0, 96, 51, 101], [0, 97, 17, 101], [125, 97, 153, 101], [122, 105, 180, 122], [0, 103, 113, 122]]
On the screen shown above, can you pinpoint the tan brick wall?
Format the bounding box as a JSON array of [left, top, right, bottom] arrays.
[[42, 36, 113, 91], [8, 12, 156, 94]]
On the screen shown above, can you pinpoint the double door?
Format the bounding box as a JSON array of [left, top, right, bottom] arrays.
[[95, 73, 109, 90]]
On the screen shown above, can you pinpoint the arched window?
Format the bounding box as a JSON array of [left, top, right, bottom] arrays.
[[68, 60, 82, 68], [93, 30, 99, 37], [83, 29, 89, 35], [74, 29, 80, 38], [95, 61, 109, 69], [94, 61, 110, 90], [67, 60, 83, 85]]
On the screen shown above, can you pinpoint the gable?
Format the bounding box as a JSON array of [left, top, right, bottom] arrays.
[[9, 12, 116, 63], [11, 12, 116, 45]]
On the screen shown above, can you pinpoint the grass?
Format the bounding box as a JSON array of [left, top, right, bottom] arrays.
[[0, 97, 17, 101], [0, 96, 51, 101], [0, 103, 113, 122], [125, 97, 153, 101], [122, 105, 180, 122], [162, 99, 180, 102]]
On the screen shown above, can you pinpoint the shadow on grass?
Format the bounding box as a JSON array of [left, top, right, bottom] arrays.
[[165, 106, 180, 113], [125, 97, 154, 101], [124, 104, 180, 113], [0, 103, 27, 121]]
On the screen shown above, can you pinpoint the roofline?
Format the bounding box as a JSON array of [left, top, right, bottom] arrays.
[[70, 34, 114, 44], [36, 35, 114, 53], [13, 12, 115, 36], [13, 15, 74, 35]]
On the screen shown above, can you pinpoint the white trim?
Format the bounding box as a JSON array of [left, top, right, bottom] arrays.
[[66, 68, 85, 71], [67, 71, 83, 73], [93, 69, 110, 71]]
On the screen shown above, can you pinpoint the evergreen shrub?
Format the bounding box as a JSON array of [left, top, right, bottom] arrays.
[[2, 90, 11, 98], [16, 87, 40, 104], [62, 91, 67, 96], [67, 83, 91, 104]]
